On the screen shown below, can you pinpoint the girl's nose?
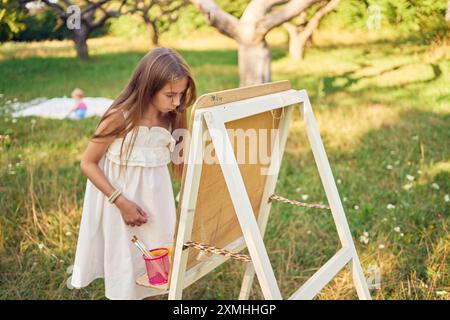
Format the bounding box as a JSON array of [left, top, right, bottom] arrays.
[[173, 95, 181, 106]]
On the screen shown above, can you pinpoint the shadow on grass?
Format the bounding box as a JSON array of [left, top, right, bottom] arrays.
[[284, 107, 448, 298]]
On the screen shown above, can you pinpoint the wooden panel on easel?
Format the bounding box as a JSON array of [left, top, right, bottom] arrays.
[[175, 80, 291, 218], [185, 108, 284, 269], [171, 81, 291, 271]]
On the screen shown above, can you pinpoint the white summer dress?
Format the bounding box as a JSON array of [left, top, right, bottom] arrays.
[[70, 125, 177, 300]]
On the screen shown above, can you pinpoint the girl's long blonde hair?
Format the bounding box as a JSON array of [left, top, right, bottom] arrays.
[[93, 47, 197, 181]]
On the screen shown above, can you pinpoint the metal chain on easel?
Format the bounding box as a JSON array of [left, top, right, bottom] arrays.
[[269, 194, 331, 210], [183, 241, 252, 262]]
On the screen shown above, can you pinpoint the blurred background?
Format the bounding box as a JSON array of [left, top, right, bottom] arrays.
[[0, 0, 449, 300]]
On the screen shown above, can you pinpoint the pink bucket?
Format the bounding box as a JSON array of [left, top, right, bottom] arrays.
[[143, 247, 170, 286]]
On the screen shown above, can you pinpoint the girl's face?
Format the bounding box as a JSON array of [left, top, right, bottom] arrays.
[[150, 77, 188, 114]]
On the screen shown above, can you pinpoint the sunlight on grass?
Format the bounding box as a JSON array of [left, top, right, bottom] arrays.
[[0, 29, 448, 300]]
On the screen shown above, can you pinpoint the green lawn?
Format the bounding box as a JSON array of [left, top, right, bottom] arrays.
[[0, 34, 449, 299]]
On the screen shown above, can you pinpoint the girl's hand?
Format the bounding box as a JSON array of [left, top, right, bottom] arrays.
[[115, 196, 149, 227]]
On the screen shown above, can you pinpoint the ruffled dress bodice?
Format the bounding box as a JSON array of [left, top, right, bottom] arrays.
[[106, 126, 176, 167]]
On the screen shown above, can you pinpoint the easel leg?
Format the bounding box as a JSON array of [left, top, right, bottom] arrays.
[[239, 263, 256, 299], [238, 106, 294, 300], [299, 90, 372, 300], [204, 112, 283, 300], [168, 115, 206, 300], [350, 255, 372, 299]]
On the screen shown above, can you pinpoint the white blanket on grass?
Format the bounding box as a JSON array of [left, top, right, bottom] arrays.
[[12, 97, 113, 119]]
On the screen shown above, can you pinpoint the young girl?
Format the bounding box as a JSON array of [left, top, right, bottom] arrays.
[[69, 88, 88, 119], [70, 47, 196, 300]]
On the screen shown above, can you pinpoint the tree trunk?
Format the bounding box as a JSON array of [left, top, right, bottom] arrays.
[[144, 16, 159, 46], [238, 40, 271, 87], [72, 23, 90, 60], [285, 23, 305, 61]]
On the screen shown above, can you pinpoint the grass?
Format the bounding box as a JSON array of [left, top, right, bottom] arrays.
[[0, 30, 449, 300]]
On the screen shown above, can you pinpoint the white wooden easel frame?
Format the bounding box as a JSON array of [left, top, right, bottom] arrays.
[[167, 88, 371, 300]]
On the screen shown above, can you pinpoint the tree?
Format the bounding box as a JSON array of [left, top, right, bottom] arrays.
[[19, 0, 128, 60], [191, 0, 324, 86], [0, 0, 26, 42], [284, 0, 341, 61], [126, 0, 187, 45]]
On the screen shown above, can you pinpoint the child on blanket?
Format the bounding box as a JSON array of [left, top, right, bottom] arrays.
[[70, 88, 87, 119]]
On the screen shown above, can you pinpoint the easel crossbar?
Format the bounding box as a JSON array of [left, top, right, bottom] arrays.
[[289, 246, 352, 300]]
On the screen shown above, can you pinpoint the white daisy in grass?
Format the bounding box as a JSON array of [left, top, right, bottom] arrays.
[[65, 232, 72, 237], [12, 118, 17, 123], [307, 230, 312, 235], [402, 183, 413, 190], [378, 244, 385, 249], [31, 119, 37, 125], [436, 290, 447, 296], [353, 205, 360, 210], [417, 170, 423, 175], [431, 183, 440, 190], [359, 231, 369, 244], [295, 187, 301, 192], [386, 165, 393, 170], [406, 174, 415, 181], [412, 135, 419, 141], [382, 218, 388, 222], [444, 194, 449, 202], [400, 233, 404, 237], [38, 243, 44, 250], [343, 197, 348, 202], [301, 194, 309, 201], [337, 179, 342, 184], [395, 160, 400, 165], [394, 226, 401, 233], [387, 204, 396, 210]]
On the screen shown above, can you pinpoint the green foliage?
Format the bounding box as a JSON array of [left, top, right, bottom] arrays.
[[164, 0, 250, 37], [11, 9, 109, 42], [108, 15, 147, 39], [12, 9, 71, 41], [216, 0, 250, 18], [164, 3, 210, 37], [0, 0, 26, 42], [322, 0, 449, 41]]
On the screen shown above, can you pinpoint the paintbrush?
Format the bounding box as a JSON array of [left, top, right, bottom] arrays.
[[132, 236, 152, 257]]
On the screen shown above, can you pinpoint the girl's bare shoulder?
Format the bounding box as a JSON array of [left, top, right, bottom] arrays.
[[94, 109, 127, 141]]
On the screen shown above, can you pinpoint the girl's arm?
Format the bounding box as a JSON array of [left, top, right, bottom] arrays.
[[80, 111, 148, 227]]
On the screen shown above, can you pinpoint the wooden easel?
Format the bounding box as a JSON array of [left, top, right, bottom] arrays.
[[137, 81, 371, 300]]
